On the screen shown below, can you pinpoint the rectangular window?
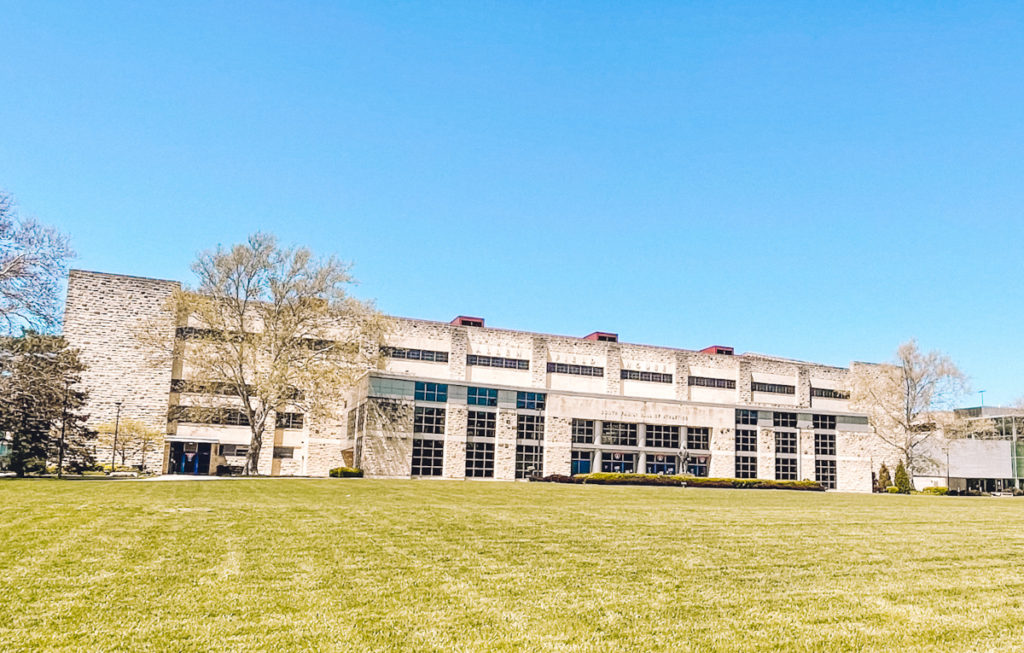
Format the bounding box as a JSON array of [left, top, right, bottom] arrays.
[[812, 414, 837, 431], [773, 412, 797, 428], [272, 447, 294, 459], [646, 453, 678, 475], [413, 407, 445, 435], [467, 387, 498, 407], [686, 427, 710, 450], [467, 410, 496, 438], [411, 439, 444, 476], [620, 369, 673, 384], [688, 376, 736, 389], [467, 354, 529, 370], [465, 442, 494, 478], [168, 406, 250, 427], [735, 409, 759, 425], [686, 454, 710, 477], [601, 451, 637, 473], [382, 346, 449, 363], [735, 454, 757, 479], [571, 419, 595, 444], [815, 458, 837, 489], [275, 412, 304, 429], [516, 392, 546, 410], [775, 456, 798, 480], [644, 424, 680, 449], [601, 421, 639, 447], [546, 362, 604, 377], [814, 432, 837, 457], [515, 444, 543, 479], [775, 431, 797, 454], [735, 429, 757, 453], [752, 382, 796, 395], [571, 450, 593, 475], [414, 382, 448, 403], [517, 414, 545, 440], [219, 444, 249, 457], [811, 387, 850, 400]]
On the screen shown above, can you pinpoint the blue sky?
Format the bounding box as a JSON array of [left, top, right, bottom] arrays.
[[1, 2, 1022, 404]]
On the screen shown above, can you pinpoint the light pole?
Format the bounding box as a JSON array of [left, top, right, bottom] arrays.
[[57, 380, 70, 479], [111, 401, 122, 473], [979, 390, 987, 407]]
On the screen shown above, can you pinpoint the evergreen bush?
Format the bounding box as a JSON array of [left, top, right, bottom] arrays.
[[894, 461, 912, 494]]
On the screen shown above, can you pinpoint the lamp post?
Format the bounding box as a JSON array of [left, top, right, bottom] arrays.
[[57, 380, 70, 479], [111, 401, 122, 473]]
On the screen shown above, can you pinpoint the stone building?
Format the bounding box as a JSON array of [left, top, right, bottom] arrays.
[[64, 269, 895, 491]]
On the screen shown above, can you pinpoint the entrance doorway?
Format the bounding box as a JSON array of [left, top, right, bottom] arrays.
[[167, 442, 212, 475]]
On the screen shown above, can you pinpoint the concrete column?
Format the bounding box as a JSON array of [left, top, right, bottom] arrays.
[[797, 366, 811, 409], [708, 426, 733, 478], [674, 352, 691, 401], [593, 449, 603, 473], [443, 405, 467, 479], [449, 328, 468, 381], [605, 343, 622, 395], [757, 428, 775, 479], [530, 336, 547, 388], [543, 416, 571, 476], [494, 409, 517, 481], [737, 359, 752, 403], [799, 428, 816, 482]]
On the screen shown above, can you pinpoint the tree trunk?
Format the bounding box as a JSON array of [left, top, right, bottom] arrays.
[[244, 426, 264, 476]]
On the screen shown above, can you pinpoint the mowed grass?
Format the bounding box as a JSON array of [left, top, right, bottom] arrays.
[[2, 481, 1024, 652]]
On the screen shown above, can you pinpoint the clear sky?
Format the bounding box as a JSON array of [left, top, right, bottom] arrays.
[[1, 2, 1022, 405]]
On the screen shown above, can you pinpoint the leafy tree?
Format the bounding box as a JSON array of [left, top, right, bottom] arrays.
[[877, 462, 892, 491], [851, 339, 967, 475], [140, 233, 388, 475], [0, 192, 74, 334], [95, 418, 163, 471], [894, 460, 912, 494], [0, 332, 94, 476]]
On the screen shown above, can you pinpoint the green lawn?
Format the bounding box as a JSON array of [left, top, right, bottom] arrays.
[[2, 480, 1024, 652]]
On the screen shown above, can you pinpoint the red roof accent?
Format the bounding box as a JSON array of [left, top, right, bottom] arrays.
[[584, 331, 619, 342], [451, 316, 485, 327], [700, 345, 734, 355]]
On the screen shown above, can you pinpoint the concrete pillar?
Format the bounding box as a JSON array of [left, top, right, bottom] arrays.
[[543, 416, 571, 476], [443, 405, 467, 479], [605, 343, 622, 395], [494, 409, 517, 481], [757, 428, 775, 479]]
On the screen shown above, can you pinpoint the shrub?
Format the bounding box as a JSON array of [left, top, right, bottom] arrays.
[[921, 486, 948, 495], [894, 460, 912, 494], [329, 466, 363, 478], [539, 473, 825, 491], [886, 486, 901, 494], [877, 463, 892, 492]]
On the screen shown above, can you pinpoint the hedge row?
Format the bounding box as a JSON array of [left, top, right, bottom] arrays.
[[329, 466, 364, 478], [536, 472, 824, 491]]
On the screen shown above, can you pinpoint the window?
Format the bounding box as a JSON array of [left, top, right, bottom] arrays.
[[686, 455, 709, 477], [168, 406, 250, 427], [413, 407, 445, 435], [735, 409, 759, 425], [601, 451, 637, 473], [686, 427, 710, 450], [814, 432, 836, 457], [571, 419, 595, 444], [620, 370, 673, 384], [644, 424, 680, 449], [546, 362, 604, 377], [775, 456, 798, 480], [220, 444, 249, 457], [689, 376, 736, 389], [467, 354, 529, 370], [516, 392, 546, 410], [517, 415, 545, 440], [414, 382, 448, 403], [465, 442, 494, 478], [382, 346, 449, 363], [811, 387, 850, 400], [815, 459, 837, 489], [646, 453, 677, 475], [812, 414, 837, 431], [775, 431, 797, 454], [752, 382, 795, 395], [171, 379, 253, 396], [735, 455, 757, 479], [773, 412, 797, 428], [467, 387, 498, 407], [735, 429, 757, 452], [275, 412, 304, 429], [601, 422, 639, 447], [272, 447, 294, 459], [467, 410, 496, 438], [571, 450, 593, 475], [411, 439, 444, 476], [515, 444, 543, 479]]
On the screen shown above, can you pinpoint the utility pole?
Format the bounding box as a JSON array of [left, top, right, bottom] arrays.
[[111, 400, 122, 472], [57, 380, 70, 479]]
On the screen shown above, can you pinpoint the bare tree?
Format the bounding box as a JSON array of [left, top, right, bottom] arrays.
[[141, 233, 389, 475], [850, 339, 968, 474], [0, 192, 74, 334]]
